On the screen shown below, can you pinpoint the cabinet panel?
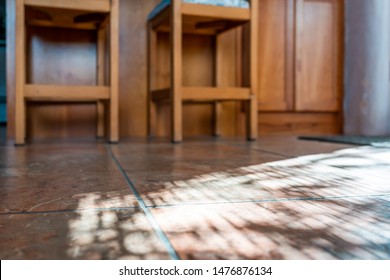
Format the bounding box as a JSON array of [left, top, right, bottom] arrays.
[[258, 112, 341, 135], [296, 0, 342, 112], [258, 0, 294, 111]]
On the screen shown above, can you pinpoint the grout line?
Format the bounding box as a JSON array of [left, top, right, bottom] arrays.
[[228, 142, 291, 158], [0, 206, 141, 216], [106, 145, 180, 260], [252, 149, 294, 158], [146, 193, 390, 209]]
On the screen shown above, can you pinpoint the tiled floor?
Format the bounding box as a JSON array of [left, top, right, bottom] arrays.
[[1, 136, 389, 260]]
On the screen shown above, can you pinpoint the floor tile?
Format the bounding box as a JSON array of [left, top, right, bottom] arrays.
[[111, 141, 284, 204], [0, 209, 170, 260], [0, 144, 138, 213], [113, 143, 390, 207], [112, 141, 285, 179], [150, 196, 390, 260], [237, 136, 354, 157], [1, 136, 389, 261]]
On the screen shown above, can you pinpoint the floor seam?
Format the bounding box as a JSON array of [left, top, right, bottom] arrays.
[[106, 144, 180, 260], [145, 192, 390, 209], [228, 143, 292, 158], [0, 206, 141, 216]]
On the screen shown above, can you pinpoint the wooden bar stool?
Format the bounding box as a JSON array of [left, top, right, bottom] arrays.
[[147, 0, 258, 143], [13, 0, 119, 145]]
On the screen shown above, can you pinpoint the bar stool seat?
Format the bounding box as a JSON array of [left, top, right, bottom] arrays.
[[148, 0, 250, 21]]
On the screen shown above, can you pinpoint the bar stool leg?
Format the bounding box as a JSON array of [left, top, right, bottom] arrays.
[[109, 0, 119, 143], [96, 27, 107, 139], [171, 0, 182, 143], [248, 0, 258, 141], [214, 33, 224, 137], [15, 0, 26, 146], [147, 23, 158, 138]]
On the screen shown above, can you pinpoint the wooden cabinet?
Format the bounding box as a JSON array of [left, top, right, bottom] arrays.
[[258, 0, 294, 111], [256, 0, 343, 135], [295, 0, 342, 112]]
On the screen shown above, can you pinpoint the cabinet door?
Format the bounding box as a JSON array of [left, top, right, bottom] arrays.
[[258, 0, 294, 111], [295, 0, 343, 112]]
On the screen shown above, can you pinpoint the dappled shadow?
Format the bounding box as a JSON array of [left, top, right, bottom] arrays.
[[137, 145, 390, 259], [65, 192, 170, 260], [152, 196, 390, 259], [0, 142, 169, 260], [2, 140, 390, 260], [133, 146, 390, 207], [0, 191, 171, 260]]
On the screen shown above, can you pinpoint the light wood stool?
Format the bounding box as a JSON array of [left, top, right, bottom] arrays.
[[147, 0, 258, 143], [12, 0, 119, 145]]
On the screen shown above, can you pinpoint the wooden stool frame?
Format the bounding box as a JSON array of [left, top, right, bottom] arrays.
[[147, 0, 258, 143], [13, 0, 119, 145]]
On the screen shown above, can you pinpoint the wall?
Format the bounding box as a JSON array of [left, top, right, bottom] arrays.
[[344, 0, 390, 135]]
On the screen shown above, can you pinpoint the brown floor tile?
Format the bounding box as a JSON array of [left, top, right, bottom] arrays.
[[0, 144, 138, 213], [150, 196, 390, 260], [0, 209, 170, 260], [112, 140, 285, 179], [238, 136, 354, 157], [111, 141, 284, 205], [113, 142, 390, 207], [1, 136, 389, 261]]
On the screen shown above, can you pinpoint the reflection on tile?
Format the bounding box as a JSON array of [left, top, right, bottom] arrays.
[[116, 145, 390, 207], [111, 141, 284, 205], [0, 209, 170, 260], [239, 136, 354, 157], [151, 196, 390, 260], [112, 141, 285, 180], [1, 136, 390, 261], [0, 144, 138, 213], [1, 143, 119, 172]]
